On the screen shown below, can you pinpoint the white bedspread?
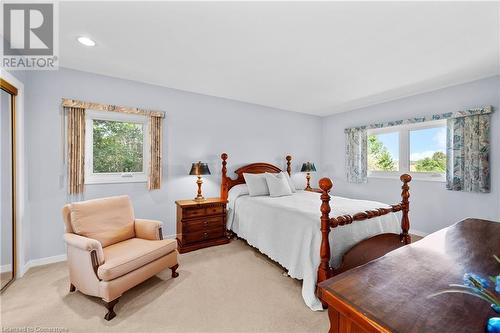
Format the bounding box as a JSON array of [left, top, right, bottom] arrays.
[[227, 190, 400, 311]]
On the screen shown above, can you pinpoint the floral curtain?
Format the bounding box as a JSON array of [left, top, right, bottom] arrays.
[[148, 115, 163, 190], [66, 107, 86, 194], [446, 113, 490, 192], [345, 128, 367, 183]]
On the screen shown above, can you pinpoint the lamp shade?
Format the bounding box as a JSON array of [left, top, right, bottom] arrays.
[[301, 162, 316, 172], [189, 161, 211, 176]]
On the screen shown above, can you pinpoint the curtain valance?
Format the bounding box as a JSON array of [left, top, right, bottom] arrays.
[[344, 106, 492, 133], [62, 98, 165, 118]]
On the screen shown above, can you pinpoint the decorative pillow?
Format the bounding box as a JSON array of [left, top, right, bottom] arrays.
[[243, 173, 270, 196], [282, 172, 296, 193], [264, 172, 293, 197]]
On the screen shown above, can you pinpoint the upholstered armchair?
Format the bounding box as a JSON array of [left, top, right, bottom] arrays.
[[62, 195, 179, 320]]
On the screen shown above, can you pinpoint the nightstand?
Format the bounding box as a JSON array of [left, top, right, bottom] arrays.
[[175, 198, 229, 253]]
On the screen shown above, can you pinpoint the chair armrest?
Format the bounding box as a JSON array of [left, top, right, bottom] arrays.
[[135, 219, 163, 240], [64, 233, 104, 265]]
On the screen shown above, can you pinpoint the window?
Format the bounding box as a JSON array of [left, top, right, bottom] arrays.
[[85, 110, 149, 184], [368, 131, 399, 172], [367, 120, 446, 180]]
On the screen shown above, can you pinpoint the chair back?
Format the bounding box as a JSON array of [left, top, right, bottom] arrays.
[[63, 195, 135, 247]]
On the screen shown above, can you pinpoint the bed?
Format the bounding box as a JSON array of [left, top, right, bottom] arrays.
[[220, 153, 412, 311]]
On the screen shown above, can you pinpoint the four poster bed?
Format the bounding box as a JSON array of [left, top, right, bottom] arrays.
[[220, 153, 412, 310]]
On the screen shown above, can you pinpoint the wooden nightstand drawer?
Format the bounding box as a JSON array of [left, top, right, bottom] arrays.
[[183, 216, 224, 233], [183, 228, 225, 244], [184, 207, 206, 218], [205, 205, 224, 215]]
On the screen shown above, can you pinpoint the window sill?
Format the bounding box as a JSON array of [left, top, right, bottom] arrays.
[[85, 180, 147, 185], [85, 176, 147, 185], [368, 174, 445, 183]]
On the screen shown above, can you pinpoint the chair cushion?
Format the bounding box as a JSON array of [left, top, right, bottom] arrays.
[[97, 238, 177, 281], [69, 195, 135, 247]]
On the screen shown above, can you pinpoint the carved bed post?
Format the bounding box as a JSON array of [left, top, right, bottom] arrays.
[[400, 174, 412, 245], [221, 153, 229, 201], [286, 155, 292, 176], [317, 178, 333, 289]]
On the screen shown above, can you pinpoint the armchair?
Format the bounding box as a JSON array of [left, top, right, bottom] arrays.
[[62, 195, 178, 320]]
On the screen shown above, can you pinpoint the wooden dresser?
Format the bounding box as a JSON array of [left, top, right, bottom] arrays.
[[175, 198, 229, 253], [317, 218, 500, 333]]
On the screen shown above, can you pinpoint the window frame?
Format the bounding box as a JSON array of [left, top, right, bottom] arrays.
[[84, 110, 150, 185], [367, 119, 447, 182]]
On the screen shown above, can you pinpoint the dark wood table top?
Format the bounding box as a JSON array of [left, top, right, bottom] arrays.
[[318, 218, 500, 333]]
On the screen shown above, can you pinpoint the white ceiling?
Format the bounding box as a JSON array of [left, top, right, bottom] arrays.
[[60, 1, 500, 116]]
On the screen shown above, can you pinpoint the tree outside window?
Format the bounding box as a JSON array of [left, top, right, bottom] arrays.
[[368, 134, 398, 171], [92, 120, 144, 173]]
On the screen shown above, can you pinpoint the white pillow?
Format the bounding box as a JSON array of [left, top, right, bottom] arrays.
[[264, 172, 293, 197], [282, 172, 296, 193], [228, 184, 249, 200], [243, 173, 270, 196]]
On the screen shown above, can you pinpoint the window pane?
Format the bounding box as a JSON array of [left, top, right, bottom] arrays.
[[368, 132, 399, 171], [409, 126, 446, 173], [93, 120, 144, 173]]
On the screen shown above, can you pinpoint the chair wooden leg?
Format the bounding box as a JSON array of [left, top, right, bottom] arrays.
[[69, 283, 76, 292], [170, 264, 179, 278], [104, 298, 119, 321]]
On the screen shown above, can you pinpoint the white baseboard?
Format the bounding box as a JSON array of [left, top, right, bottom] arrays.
[[22, 254, 67, 275], [1, 264, 12, 273]]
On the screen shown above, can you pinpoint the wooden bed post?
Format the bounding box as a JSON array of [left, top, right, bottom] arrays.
[[221, 153, 229, 201], [286, 155, 292, 176], [317, 178, 333, 288], [400, 174, 412, 245]]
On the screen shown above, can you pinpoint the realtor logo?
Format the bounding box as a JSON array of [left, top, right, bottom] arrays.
[[2, 2, 58, 70]]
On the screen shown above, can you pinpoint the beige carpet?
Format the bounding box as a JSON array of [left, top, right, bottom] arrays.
[[0, 240, 329, 332]]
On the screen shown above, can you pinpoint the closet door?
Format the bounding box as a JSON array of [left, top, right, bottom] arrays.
[[1, 79, 17, 291]]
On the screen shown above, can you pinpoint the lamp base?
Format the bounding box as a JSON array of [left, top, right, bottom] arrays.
[[194, 176, 205, 201], [305, 172, 311, 190]]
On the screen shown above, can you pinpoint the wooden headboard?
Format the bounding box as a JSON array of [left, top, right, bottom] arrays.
[[220, 153, 292, 200]]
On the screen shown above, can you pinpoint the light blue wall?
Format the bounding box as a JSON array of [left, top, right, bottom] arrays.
[[24, 68, 323, 260], [16, 68, 500, 262], [321, 75, 500, 234]]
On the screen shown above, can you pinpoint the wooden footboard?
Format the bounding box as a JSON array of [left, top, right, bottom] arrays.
[[317, 174, 412, 286], [218, 153, 413, 294]]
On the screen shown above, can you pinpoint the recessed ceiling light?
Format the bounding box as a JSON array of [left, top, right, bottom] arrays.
[[77, 36, 96, 47]]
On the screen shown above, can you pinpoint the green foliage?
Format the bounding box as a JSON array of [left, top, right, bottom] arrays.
[[368, 135, 396, 171], [93, 120, 144, 173], [412, 151, 446, 173]]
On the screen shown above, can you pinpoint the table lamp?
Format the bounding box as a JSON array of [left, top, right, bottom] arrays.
[[189, 161, 211, 201], [301, 162, 317, 190]]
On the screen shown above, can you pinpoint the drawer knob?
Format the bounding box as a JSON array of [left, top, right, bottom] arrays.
[[204, 221, 209, 226], [203, 232, 208, 238]]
